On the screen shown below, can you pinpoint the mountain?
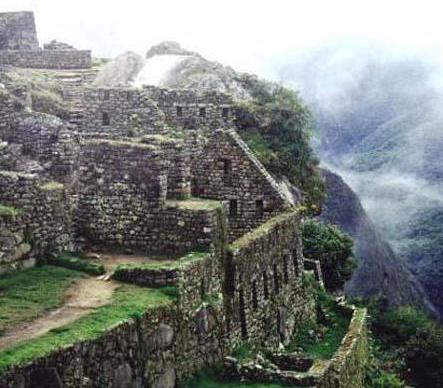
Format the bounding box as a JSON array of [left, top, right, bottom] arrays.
[[93, 42, 435, 312], [94, 41, 251, 99], [279, 46, 443, 316], [320, 169, 436, 315]]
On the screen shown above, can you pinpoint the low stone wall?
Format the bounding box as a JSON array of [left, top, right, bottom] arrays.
[[113, 266, 180, 288], [0, 50, 92, 69], [317, 306, 368, 388]]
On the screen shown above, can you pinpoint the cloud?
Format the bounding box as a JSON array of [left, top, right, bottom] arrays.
[[1, 0, 443, 79]]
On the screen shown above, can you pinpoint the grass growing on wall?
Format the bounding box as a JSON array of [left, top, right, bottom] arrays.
[[167, 198, 223, 211], [0, 284, 175, 372], [0, 204, 21, 217], [0, 266, 83, 334]]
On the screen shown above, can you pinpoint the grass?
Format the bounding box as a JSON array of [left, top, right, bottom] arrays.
[[185, 370, 290, 388], [166, 198, 223, 211], [287, 291, 350, 359], [114, 250, 209, 273], [0, 204, 21, 217], [48, 252, 106, 276], [39, 181, 64, 191], [0, 266, 83, 334], [0, 284, 175, 372], [85, 138, 156, 150]]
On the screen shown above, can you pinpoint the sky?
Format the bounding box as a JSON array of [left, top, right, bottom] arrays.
[[1, 0, 443, 79]]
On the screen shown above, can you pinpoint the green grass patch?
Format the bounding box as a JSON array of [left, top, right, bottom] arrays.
[[48, 252, 105, 276], [0, 284, 175, 372], [0, 266, 83, 334], [167, 198, 223, 211], [39, 181, 64, 191], [114, 250, 209, 273], [185, 370, 290, 388], [0, 204, 21, 218], [287, 291, 350, 359]]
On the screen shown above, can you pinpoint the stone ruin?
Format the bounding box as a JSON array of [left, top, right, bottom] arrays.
[[0, 11, 368, 388], [0, 11, 91, 69]]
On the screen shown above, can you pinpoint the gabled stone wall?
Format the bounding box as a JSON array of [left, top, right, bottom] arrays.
[[193, 129, 289, 240]]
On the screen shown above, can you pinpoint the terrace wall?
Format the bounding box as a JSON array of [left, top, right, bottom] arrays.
[[0, 50, 92, 69]]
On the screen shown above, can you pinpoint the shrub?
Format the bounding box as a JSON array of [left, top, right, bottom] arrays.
[[302, 219, 356, 291], [369, 302, 443, 388], [235, 75, 325, 211]]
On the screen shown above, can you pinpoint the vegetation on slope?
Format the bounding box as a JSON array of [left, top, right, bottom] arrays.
[[1, 69, 71, 119], [235, 75, 326, 211], [302, 219, 356, 291], [0, 266, 83, 334], [363, 302, 443, 388]]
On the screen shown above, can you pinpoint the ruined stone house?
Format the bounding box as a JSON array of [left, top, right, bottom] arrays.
[[0, 11, 367, 388]]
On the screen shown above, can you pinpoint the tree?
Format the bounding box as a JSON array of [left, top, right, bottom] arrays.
[[302, 219, 356, 291]]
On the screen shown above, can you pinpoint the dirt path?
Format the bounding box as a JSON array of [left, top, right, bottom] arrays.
[[0, 277, 118, 351], [0, 252, 177, 351]]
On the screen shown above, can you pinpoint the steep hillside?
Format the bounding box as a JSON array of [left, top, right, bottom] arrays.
[[280, 48, 443, 316], [320, 169, 436, 315]]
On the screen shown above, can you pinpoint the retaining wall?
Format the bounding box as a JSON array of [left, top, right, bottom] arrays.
[[0, 50, 92, 69]]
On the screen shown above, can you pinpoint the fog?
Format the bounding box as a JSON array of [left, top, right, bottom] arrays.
[[2, 0, 443, 80]]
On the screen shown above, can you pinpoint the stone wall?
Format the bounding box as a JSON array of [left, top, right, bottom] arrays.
[[193, 129, 289, 241], [79, 88, 165, 137], [0, 171, 74, 273], [0, 50, 92, 69], [76, 139, 224, 254], [2, 113, 81, 182], [317, 306, 368, 388], [0, 12, 38, 50], [143, 86, 234, 130], [225, 211, 314, 347]]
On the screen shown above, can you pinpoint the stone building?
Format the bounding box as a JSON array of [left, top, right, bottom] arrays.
[[0, 10, 368, 388]]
